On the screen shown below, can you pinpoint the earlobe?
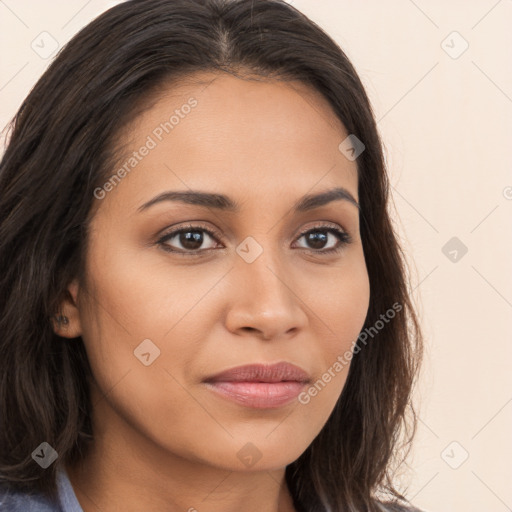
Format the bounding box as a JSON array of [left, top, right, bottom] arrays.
[[51, 278, 83, 338]]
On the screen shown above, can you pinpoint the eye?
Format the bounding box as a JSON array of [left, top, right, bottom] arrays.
[[293, 224, 352, 254], [157, 223, 222, 255], [156, 222, 352, 256]]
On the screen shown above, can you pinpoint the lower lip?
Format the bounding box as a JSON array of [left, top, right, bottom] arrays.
[[204, 381, 307, 409]]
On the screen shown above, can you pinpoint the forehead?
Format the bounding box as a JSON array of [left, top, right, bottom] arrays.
[[97, 72, 359, 215]]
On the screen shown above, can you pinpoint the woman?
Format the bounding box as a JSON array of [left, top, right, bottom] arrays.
[[0, 0, 425, 510]]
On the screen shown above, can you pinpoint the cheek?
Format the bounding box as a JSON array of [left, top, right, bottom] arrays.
[[83, 233, 219, 336], [77, 235, 228, 396], [77, 241, 211, 454], [299, 251, 370, 402], [307, 250, 370, 349]]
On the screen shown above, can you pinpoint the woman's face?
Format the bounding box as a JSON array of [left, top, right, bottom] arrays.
[[65, 72, 370, 472]]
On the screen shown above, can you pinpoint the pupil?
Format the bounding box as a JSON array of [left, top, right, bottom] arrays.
[[181, 231, 203, 250], [307, 231, 327, 249]]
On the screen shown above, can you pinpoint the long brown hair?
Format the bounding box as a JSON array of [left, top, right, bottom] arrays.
[[0, 1, 423, 510]]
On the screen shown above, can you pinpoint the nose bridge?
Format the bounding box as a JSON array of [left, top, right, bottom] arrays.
[[236, 233, 289, 301], [226, 233, 307, 339], [248, 258, 288, 305]]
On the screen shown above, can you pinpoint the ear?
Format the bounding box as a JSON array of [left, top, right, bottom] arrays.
[[51, 278, 83, 338]]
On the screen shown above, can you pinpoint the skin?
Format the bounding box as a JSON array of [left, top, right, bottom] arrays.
[[54, 72, 370, 512]]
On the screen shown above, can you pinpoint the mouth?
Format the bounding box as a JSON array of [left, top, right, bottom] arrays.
[[202, 362, 311, 409]]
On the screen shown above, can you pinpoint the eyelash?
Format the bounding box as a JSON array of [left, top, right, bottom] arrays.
[[156, 222, 352, 257]]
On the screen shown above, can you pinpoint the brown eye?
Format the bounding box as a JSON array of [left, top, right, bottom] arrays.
[[158, 224, 222, 254], [294, 225, 352, 254], [156, 223, 352, 257]]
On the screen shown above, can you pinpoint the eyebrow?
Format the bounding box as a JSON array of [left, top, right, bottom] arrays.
[[137, 186, 360, 214]]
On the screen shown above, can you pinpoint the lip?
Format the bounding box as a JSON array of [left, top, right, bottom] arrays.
[[202, 362, 310, 409]]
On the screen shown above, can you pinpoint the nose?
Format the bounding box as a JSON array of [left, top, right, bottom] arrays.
[[223, 248, 308, 341]]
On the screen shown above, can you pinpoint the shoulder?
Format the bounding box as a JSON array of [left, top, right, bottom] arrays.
[[0, 485, 61, 511]]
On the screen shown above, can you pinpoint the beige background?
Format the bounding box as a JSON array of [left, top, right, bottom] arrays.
[[1, 1, 511, 511]]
